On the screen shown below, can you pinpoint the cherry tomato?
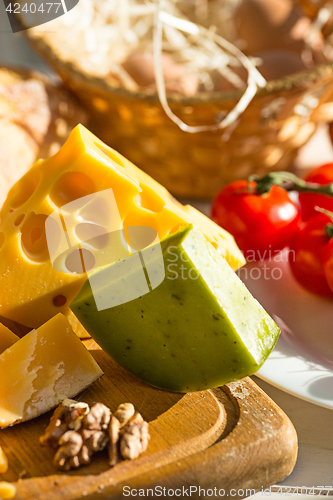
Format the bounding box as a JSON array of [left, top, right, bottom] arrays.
[[289, 213, 333, 298], [299, 163, 333, 221], [211, 180, 301, 261]]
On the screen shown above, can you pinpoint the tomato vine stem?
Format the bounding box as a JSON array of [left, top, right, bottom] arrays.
[[249, 172, 333, 197], [315, 207, 333, 240]]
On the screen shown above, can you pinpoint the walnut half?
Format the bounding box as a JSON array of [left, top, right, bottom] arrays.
[[40, 399, 89, 448]]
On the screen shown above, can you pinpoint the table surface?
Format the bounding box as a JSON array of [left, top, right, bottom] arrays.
[[1, 7, 333, 495]]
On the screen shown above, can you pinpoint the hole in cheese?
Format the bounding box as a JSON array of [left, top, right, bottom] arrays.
[[9, 171, 41, 209], [123, 212, 160, 251], [126, 226, 159, 252], [78, 196, 114, 227], [95, 143, 125, 168], [21, 213, 49, 262], [136, 184, 165, 213], [65, 248, 95, 274], [75, 223, 109, 249], [14, 214, 25, 227], [30, 227, 43, 244], [49, 172, 96, 208], [53, 295, 67, 307]]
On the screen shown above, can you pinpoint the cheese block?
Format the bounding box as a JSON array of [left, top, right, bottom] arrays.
[[0, 313, 103, 427], [0, 124, 244, 330], [0, 323, 18, 354], [71, 225, 279, 392]]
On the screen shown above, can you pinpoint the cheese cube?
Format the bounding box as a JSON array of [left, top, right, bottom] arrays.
[[0, 313, 102, 427], [0, 124, 244, 329]]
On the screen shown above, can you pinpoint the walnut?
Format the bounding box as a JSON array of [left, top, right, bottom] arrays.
[[109, 409, 150, 464], [108, 416, 121, 467], [41, 399, 150, 471], [120, 417, 150, 460], [54, 431, 83, 471], [82, 429, 109, 453], [42, 401, 111, 471], [107, 402, 135, 466], [127, 413, 144, 426], [66, 401, 90, 430], [40, 399, 89, 448], [77, 444, 91, 465], [82, 403, 111, 430], [113, 403, 135, 428]]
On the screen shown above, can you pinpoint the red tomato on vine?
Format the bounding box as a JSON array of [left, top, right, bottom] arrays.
[[289, 213, 333, 298], [299, 163, 333, 221], [211, 180, 301, 261]]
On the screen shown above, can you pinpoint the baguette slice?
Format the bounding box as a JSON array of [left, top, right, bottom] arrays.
[[0, 66, 86, 208]]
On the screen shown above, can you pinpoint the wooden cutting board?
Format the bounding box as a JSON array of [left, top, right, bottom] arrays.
[[0, 339, 298, 500]]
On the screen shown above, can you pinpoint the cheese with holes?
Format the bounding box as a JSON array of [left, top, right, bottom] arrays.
[[0, 323, 18, 354], [0, 124, 244, 329], [0, 313, 102, 427]]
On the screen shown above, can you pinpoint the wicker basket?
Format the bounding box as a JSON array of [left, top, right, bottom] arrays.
[[294, 0, 331, 19], [22, 2, 333, 199]]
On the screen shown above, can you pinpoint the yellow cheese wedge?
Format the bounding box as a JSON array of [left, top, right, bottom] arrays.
[[0, 124, 245, 329], [0, 313, 102, 427], [65, 309, 91, 339], [0, 323, 19, 354]]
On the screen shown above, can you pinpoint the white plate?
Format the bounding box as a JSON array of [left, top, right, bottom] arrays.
[[239, 249, 333, 410]]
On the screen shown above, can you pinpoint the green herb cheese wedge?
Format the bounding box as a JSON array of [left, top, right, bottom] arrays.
[[70, 225, 279, 392]]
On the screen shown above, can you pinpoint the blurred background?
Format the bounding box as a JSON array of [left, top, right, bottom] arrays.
[[1, 0, 333, 209], [0, 3, 50, 73]]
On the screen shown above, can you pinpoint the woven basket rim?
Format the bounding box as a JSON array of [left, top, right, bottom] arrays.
[[25, 29, 333, 105]]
